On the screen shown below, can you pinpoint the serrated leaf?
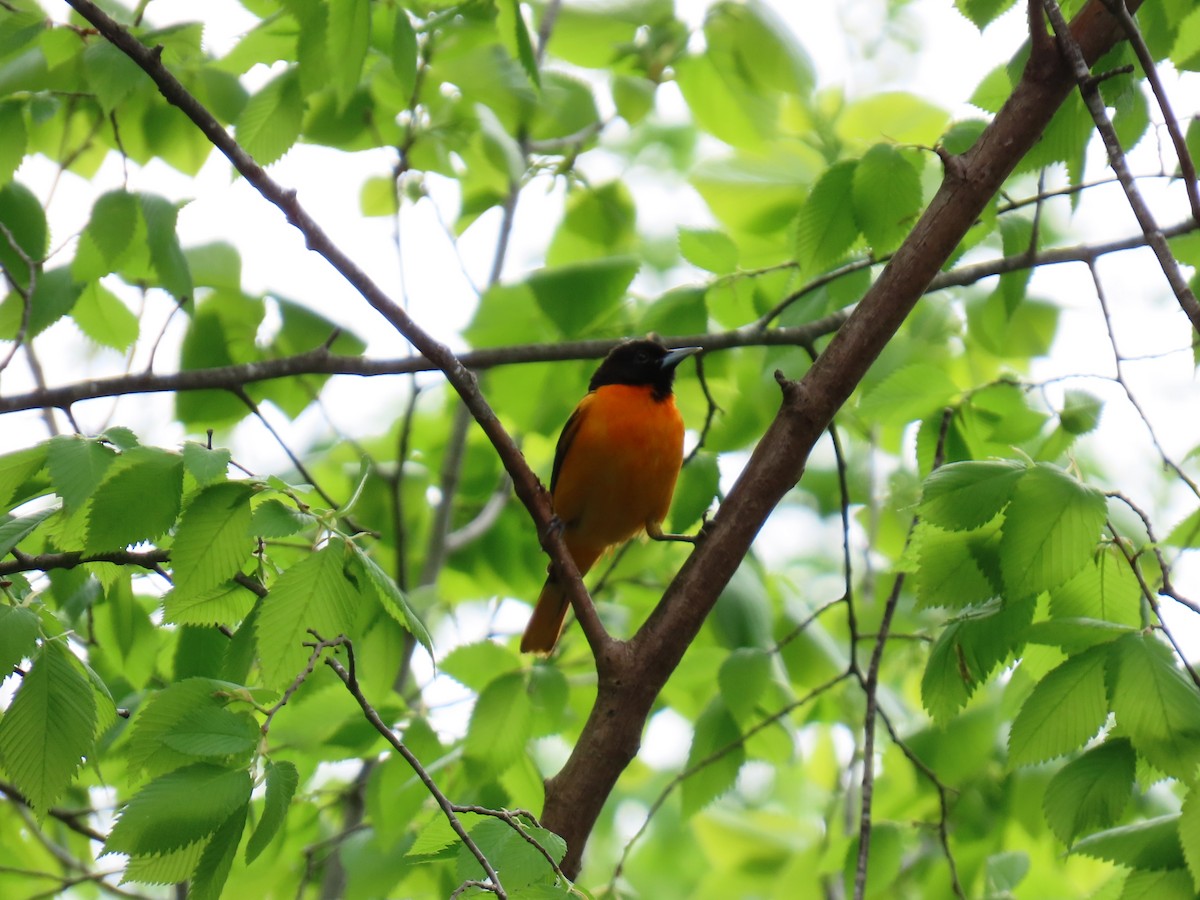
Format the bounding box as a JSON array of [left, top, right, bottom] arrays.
[[350, 544, 433, 657], [1181, 788, 1200, 890], [859, 364, 959, 426], [679, 227, 738, 274], [464, 671, 532, 774], [235, 67, 303, 166], [162, 580, 257, 627], [160, 706, 258, 760], [71, 281, 139, 350], [140, 194, 192, 300], [0, 505, 56, 557], [852, 143, 921, 255], [920, 460, 1025, 531], [83, 190, 139, 265], [0, 639, 96, 812], [182, 442, 232, 487], [189, 802, 248, 900], [456, 818, 565, 890], [999, 464, 1106, 599], [255, 539, 362, 689], [795, 160, 858, 275], [1009, 645, 1109, 766], [1108, 633, 1200, 782], [0, 605, 39, 675], [245, 759, 299, 864], [127, 678, 236, 777], [0, 443, 48, 508], [171, 482, 256, 601], [85, 447, 183, 552], [914, 520, 1001, 609], [47, 435, 117, 511], [0, 101, 27, 187], [0, 181, 47, 291], [1071, 814, 1185, 870], [82, 39, 141, 112], [104, 764, 252, 856], [683, 698, 744, 816], [1049, 546, 1142, 628], [122, 840, 206, 885], [719, 648, 771, 721], [248, 498, 313, 538], [1121, 869, 1194, 899], [326, 0, 369, 107], [1044, 738, 1135, 845], [441, 641, 521, 692]]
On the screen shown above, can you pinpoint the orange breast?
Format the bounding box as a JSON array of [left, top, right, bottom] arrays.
[[552, 384, 685, 568]]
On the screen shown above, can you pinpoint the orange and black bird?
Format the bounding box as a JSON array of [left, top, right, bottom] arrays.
[[520, 339, 700, 654]]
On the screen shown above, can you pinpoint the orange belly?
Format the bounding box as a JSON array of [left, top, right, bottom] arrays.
[[552, 383, 685, 571]]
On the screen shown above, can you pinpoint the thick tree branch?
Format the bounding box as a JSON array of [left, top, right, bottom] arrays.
[[539, 0, 1143, 877]]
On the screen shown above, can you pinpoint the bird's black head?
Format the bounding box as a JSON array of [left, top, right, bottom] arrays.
[[589, 339, 700, 400]]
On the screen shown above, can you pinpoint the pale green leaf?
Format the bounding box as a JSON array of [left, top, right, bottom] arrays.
[[1009, 645, 1109, 766], [171, 482, 256, 601], [1108, 633, 1200, 782], [350, 544, 433, 657], [1071, 814, 1185, 870], [85, 447, 183, 552], [326, 0, 369, 107], [189, 803, 248, 900], [255, 538, 361, 689], [999, 464, 1107, 599], [920, 460, 1025, 531], [140, 194, 193, 300], [235, 67, 303, 166], [104, 764, 252, 856], [162, 581, 257, 627], [47, 435, 117, 511], [127, 678, 236, 777], [441, 640, 521, 692], [718, 647, 771, 721], [464, 671, 532, 774], [679, 228, 738, 275], [859, 363, 959, 426], [682, 698, 743, 816], [160, 706, 258, 760], [914, 521, 1001, 609], [0, 640, 96, 812], [1180, 787, 1200, 891], [852, 144, 922, 255], [0, 505, 56, 557], [1043, 738, 1134, 845], [795, 160, 858, 276], [456, 818, 565, 890], [0, 443, 48, 509], [245, 759, 299, 864], [0, 605, 39, 675], [0, 101, 27, 187], [71, 281, 139, 351], [248, 498, 314, 538]]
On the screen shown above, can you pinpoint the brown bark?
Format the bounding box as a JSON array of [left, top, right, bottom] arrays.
[[540, 0, 1142, 878]]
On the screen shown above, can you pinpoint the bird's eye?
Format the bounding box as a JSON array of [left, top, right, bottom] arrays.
[[635, 350, 650, 363]]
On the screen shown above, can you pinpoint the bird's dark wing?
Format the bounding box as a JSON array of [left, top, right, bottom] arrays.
[[550, 396, 589, 495]]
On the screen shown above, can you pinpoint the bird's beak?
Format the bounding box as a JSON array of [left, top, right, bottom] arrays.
[[660, 346, 701, 370]]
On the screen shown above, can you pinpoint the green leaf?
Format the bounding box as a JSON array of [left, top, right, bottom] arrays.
[[349, 544, 433, 657], [82, 190, 139, 267], [185, 242, 242, 291], [1108, 633, 1200, 782], [499, 0, 541, 89], [160, 705, 258, 760], [1071, 814, 1185, 870], [612, 74, 655, 125], [162, 581, 257, 627], [121, 841, 206, 886], [718, 648, 771, 721], [85, 447, 184, 552], [391, 9, 417, 99], [140, 193, 193, 300], [795, 160, 858, 276], [1059, 390, 1103, 435], [670, 451, 720, 532], [837, 91, 949, 149], [464, 671, 532, 775], [255, 538, 362, 689], [442, 640, 522, 692], [914, 520, 1001, 609], [1009, 645, 1109, 766], [248, 498, 313, 538], [0, 181, 47, 290], [682, 698, 744, 816], [127, 678, 236, 777], [82, 39, 142, 112], [999, 464, 1106, 599], [859, 363, 959, 426], [182, 442, 232, 487], [0, 101, 27, 187], [245, 759, 299, 864], [679, 228, 738, 274], [0, 266, 83, 338], [852, 144, 922, 255], [0, 605, 39, 675], [0, 505, 57, 557], [1120, 869, 1195, 899], [326, 0, 370, 107], [545, 182, 637, 267], [171, 482, 256, 601], [189, 803, 248, 900], [1180, 787, 1200, 891], [0, 639, 96, 812], [456, 818, 565, 890], [528, 256, 639, 337], [0, 443, 48, 509], [920, 461, 1025, 531], [236, 67, 304, 166], [1048, 546, 1142, 628], [47, 434, 117, 511], [360, 175, 398, 217], [71, 281, 139, 350], [1043, 738, 1135, 845], [104, 763, 252, 856]]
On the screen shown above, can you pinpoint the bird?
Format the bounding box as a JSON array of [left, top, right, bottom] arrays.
[[520, 338, 701, 654]]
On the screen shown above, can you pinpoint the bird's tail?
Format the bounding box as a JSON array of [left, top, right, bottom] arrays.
[[520, 544, 605, 653]]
